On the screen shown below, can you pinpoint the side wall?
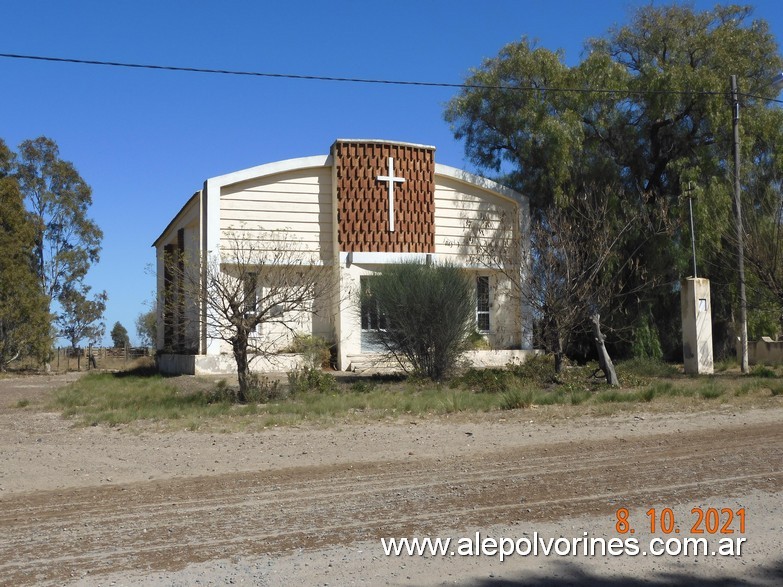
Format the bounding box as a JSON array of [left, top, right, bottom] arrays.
[[155, 195, 202, 353]]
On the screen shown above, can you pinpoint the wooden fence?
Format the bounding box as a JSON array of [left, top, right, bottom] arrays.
[[53, 346, 153, 372]]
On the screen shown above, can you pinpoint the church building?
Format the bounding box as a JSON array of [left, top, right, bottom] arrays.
[[153, 139, 534, 374]]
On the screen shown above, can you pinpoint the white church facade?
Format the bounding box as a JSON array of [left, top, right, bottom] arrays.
[[153, 139, 534, 374]]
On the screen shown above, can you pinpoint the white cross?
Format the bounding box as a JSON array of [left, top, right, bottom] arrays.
[[377, 157, 405, 232]]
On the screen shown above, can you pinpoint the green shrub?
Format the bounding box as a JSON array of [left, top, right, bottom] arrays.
[[618, 357, 678, 378], [458, 368, 512, 393], [698, 381, 724, 399], [631, 314, 663, 360], [285, 334, 332, 369], [206, 375, 285, 404], [207, 379, 236, 403], [246, 373, 287, 402], [748, 308, 780, 341], [440, 391, 466, 413], [569, 390, 590, 405], [751, 365, 777, 378], [595, 390, 629, 403], [639, 387, 656, 402], [508, 355, 556, 384], [288, 366, 338, 394], [735, 380, 765, 396], [769, 384, 783, 397], [500, 389, 532, 410], [362, 261, 475, 381], [714, 358, 737, 373], [647, 381, 675, 396], [467, 331, 491, 350], [350, 380, 376, 394]]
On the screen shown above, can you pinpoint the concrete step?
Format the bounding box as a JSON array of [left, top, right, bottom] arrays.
[[345, 354, 400, 374]]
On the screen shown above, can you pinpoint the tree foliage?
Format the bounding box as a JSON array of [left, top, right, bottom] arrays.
[[136, 303, 157, 348], [13, 136, 107, 354], [56, 286, 107, 350], [361, 262, 475, 381], [465, 183, 666, 378], [445, 4, 783, 360], [110, 321, 130, 348], [0, 140, 51, 370], [15, 137, 103, 303]]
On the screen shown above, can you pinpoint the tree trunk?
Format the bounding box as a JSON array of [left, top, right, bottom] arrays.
[[232, 330, 250, 403], [590, 313, 619, 387], [554, 334, 564, 373], [547, 311, 564, 373]]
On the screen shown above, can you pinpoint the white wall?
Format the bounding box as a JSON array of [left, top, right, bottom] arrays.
[[154, 195, 201, 352], [434, 175, 518, 262], [220, 167, 333, 262]]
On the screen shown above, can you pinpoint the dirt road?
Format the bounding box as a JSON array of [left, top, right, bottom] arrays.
[[0, 374, 781, 586]]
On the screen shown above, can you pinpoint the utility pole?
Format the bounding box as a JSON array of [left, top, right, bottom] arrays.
[[731, 75, 749, 373]]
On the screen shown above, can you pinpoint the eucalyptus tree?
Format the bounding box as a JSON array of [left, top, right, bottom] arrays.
[[15, 137, 104, 298], [136, 302, 157, 348], [15, 136, 107, 351], [0, 139, 51, 370], [110, 321, 130, 348], [56, 285, 107, 351]]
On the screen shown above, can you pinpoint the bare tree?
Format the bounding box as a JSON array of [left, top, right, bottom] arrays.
[[464, 186, 670, 384], [167, 230, 334, 401]]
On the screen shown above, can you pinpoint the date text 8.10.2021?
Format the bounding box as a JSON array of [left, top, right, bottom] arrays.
[[615, 507, 745, 535]]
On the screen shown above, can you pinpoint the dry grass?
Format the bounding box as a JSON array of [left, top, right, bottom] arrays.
[[34, 357, 783, 432]]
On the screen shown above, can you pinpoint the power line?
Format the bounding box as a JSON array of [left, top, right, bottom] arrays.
[[2, 52, 782, 104]]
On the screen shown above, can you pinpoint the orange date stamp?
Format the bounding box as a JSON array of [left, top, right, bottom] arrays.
[[615, 507, 746, 535]]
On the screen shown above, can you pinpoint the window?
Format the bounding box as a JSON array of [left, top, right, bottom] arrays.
[[476, 276, 490, 332], [360, 276, 387, 331]]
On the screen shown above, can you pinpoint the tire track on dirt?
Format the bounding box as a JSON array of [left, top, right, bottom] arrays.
[[1, 421, 781, 586]]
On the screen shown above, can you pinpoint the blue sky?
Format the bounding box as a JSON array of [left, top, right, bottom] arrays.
[[2, 1, 782, 346]]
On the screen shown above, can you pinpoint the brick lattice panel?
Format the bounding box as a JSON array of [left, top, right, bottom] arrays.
[[334, 140, 435, 253]]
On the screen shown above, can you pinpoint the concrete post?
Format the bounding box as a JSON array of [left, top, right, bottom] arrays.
[[681, 277, 714, 374]]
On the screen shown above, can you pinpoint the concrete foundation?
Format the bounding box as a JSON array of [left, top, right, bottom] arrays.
[[681, 277, 714, 375], [158, 349, 542, 376], [158, 353, 305, 376]]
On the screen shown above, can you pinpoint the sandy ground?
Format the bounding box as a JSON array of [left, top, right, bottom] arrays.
[[0, 372, 781, 586]]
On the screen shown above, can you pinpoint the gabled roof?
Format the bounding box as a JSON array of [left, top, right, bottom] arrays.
[[152, 191, 200, 248]]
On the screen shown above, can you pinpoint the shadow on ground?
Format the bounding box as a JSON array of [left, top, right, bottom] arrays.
[[467, 559, 783, 586]]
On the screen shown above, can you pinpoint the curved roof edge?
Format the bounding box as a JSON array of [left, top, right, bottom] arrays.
[[435, 163, 527, 206], [207, 154, 332, 188], [154, 155, 527, 247], [205, 155, 524, 208]]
